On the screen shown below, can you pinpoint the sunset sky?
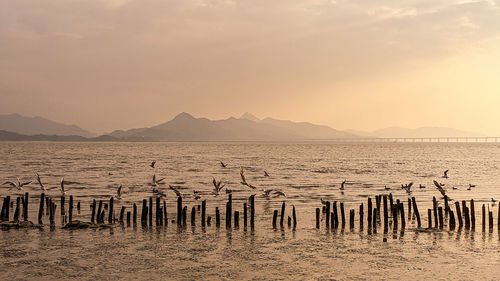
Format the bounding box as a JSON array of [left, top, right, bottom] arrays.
[[1, 0, 500, 134]]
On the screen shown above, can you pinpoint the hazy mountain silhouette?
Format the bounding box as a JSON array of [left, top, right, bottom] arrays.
[[0, 113, 95, 137], [0, 130, 116, 141], [348, 126, 484, 138], [109, 112, 358, 141]]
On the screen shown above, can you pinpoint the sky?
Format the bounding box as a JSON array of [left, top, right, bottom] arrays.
[[1, 0, 500, 134]]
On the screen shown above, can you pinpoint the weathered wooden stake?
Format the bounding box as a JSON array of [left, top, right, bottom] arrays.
[[216, 207, 220, 227], [292, 205, 297, 228], [349, 209, 355, 230], [359, 203, 364, 231], [97, 200, 103, 224], [411, 197, 421, 228], [455, 201, 463, 228], [191, 206, 196, 226], [91, 200, 96, 223], [182, 206, 187, 226], [226, 194, 232, 228], [482, 204, 486, 232], [449, 210, 456, 230], [201, 200, 206, 227], [407, 198, 412, 220], [464, 205, 470, 229], [23, 192, 29, 221], [488, 210, 493, 232], [119, 206, 125, 223], [38, 193, 45, 224], [273, 210, 278, 228], [243, 203, 247, 227], [428, 209, 432, 228], [14, 197, 20, 222], [438, 207, 444, 229], [133, 203, 137, 225], [315, 208, 320, 229], [177, 196, 182, 226], [432, 196, 438, 228], [141, 199, 147, 226], [250, 195, 255, 227], [470, 199, 475, 230], [127, 211, 131, 226], [280, 201, 286, 227], [163, 200, 168, 225], [400, 203, 405, 229], [340, 202, 345, 229], [333, 201, 338, 229], [69, 195, 73, 223], [325, 201, 330, 229], [60, 196, 65, 217], [234, 211, 239, 228], [372, 208, 377, 234], [148, 197, 153, 226], [367, 198, 372, 229]]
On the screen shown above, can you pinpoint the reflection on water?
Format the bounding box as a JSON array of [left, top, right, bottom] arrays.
[[1, 142, 500, 279]]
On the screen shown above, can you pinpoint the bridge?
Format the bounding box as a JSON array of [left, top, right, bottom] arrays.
[[325, 137, 500, 143]]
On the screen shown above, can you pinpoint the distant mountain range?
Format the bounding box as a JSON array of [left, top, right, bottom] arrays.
[[108, 112, 357, 141], [346, 126, 483, 138], [0, 113, 485, 141], [0, 113, 95, 137]]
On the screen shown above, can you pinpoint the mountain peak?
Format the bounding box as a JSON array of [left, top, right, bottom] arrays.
[[240, 112, 260, 122]]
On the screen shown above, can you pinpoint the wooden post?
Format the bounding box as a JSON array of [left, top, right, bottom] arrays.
[[60, 196, 65, 217], [315, 208, 320, 229], [0, 197, 6, 220], [149, 197, 153, 226], [432, 196, 438, 228], [359, 203, 364, 231], [77, 201, 81, 214], [108, 197, 114, 224], [243, 203, 247, 227], [389, 193, 393, 217], [23, 192, 29, 221], [273, 210, 278, 228], [45, 196, 50, 216], [488, 210, 493, 232], [393, 204, 398, 233], [133, 203, 137, 225], [191, 206, 196, 226], [234, 211, 239, 228], [482, 204, 486, 232], [444, 195, 449, 213], [400, 203, 405, 229], [156, 197, 161, 226], [340, 202, 345, 229], [163, 200, 167, 225], [287, 216, 291, 227], [470, 199, 475, 230], [438, 207, 444, 229], [367, 198, 372, 229], [97, 200, 103, 224], [141, 199, 147, 226], [226, 194, 232, 228], [292, 205, 297, 228], [216, 207, 220, 227], [407, 198, 412, 219], [349, 209, 355, 230], [207, 216, 212, 226], [373, 208, 377, 233], [455, 201, 463, 228], [325, 201, 330, 229], [182, 206, 187, 226], [38, 193, 45, 224], [177, 196, 182, 226], [14, 197, 20, 222], [250, 195, 255, 227], [411, 197, 421, 228], [280, 201, 286, 227], [201, 200, 206, 227], [427, 209, 432, 228], [127, 211, 131, 226], [69, 195, 73, 223], [449, 210, 455, 230], [49, 200, 54, 225], [464, 205, 470, 229]]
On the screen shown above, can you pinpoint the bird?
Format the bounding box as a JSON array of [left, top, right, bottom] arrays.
[[442, 170, 449, 178], [59, 178, 67, 196], [262, 189, 273, 197], [384, 185, 390, 190], [152, 174, 165, 186], [152, 187, 166, 197], [193, 190, 201, 200], [433, 180, 447, 197], [264, 171, 269, 177], [2, 177, 32, 190], [491, 198, 497, 205], [467, 185, 472, 191], [168, 185, 181, 197], [220, 161, 227, 168], [212, 177, 226, 196], [116, 185, 123, 200], [320, 198, 327, 205], [225, 189, 232, 194], [150, 161, 156, 168], [240, 168, 256, 189], [419, 184, 426, 189], [273, 191, 286, 197], [452, 186, 458, 190], [340, 180, 347, 190], [469, 184, 476, 188], [403, 182, 413, 194], [35, 173, 46, 191]]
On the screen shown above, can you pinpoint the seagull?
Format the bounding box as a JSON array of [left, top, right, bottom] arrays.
[[168, 185, 181, 197], [150, 161, 156, 168], [452, 186, 458, 190], [35, 173, 46, 191], [433, 180, 447, 197], [264, 171, 269, 177], [491, 198, 497, 205], [193, 190, 201, 200], [262, 189, 273, 197], [220, 161, 227, 168], [240, 168, 256, 189], [212, 178, 226, 196], [273, 191, 286, 197], [442, 170, 449, 178], [340, 180, 346, 190], [403, 182, 413, 194], [152, 174, 165, 186], [469, 184, 476, 188], [116, 184, 122, 200], [419, 184, 426, 189], [384, 185, 390, 190], [2, 177, 31, 190], [59, 178, 67, 196], [152, 187, 166, 197]]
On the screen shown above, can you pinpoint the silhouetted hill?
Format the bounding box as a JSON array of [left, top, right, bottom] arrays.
[[0, 130, 117, 142], [0, 114, 95, 137], [109, 112, 358, 141]]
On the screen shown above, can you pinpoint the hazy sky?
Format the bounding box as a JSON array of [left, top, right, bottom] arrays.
[[1, 0, 500, 134]]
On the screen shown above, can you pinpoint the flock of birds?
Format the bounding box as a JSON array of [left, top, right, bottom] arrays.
[[2, 165, 497, 205]]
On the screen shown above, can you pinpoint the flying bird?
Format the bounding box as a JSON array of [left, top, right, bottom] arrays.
[[262, 189, 273, 197], [433, 180, 446, 197], [273, 191, 286, 197], [169, 185, 181, 197], [150, 161, 156, 168], [442, 170, 449, 178], [220, 161, 227, 168], [403, 182, 413, 194], [35, 173, 46, 191], [264, 171, 269, 177], [491, 198, 497, 205], [59, 178, 67, 196], [2, 177, 31, 190], [193, 190, 201, 200], [152, 174, 165, 186], [419, 184, 426, 189], [340, 180, 347, 190], [384, 185, 390, 190], [212, 177, 226, 196], [116, 185, 122, 200], [240, 168, 256, 189]]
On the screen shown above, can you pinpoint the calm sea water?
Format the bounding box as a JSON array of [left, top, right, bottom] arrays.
[[1, 142, 500, 280]]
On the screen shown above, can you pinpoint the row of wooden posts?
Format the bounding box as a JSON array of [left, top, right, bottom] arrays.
[[314, 193, 500, 233], [1, 192, 500, 233]]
